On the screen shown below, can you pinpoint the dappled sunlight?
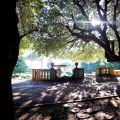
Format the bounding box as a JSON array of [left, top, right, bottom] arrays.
[[21, 100, 32, 107], [19, 113, 30, 120], [21, 93, 28, 96], [68, 92, 80, 101], [54, 91, 64, 102], [13, 92, 22, 101], [30, 107, 40, 112], [96, 76, 119, 82], [12, 77, 120, 119], [13, 96, 21, 101], [95, 112, 113, 120], [15, 104, 68, 120], [13, 92, 21, 96], [12, 77, 120, 109], [48, 86, 59, 91], [47, 82, 69, 91], [95, 99, 109, 105], [15, 97, 120, 120], [13, 78, 120, 106]]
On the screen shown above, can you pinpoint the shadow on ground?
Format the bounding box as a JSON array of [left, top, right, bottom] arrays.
[[96, 76, 119, 82], [15, 97, 120, 120], [12, 77, 120, 120], [12, 77, 120, 108]]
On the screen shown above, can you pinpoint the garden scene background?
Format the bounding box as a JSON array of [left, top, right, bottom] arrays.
[[9, 0, 120, 119]]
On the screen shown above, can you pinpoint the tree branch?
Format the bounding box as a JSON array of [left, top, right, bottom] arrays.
[[20, 28, 39, 39], [113, 0, 118, 22], [71, 14, 77, 30], [107, 0, 112, 4], [66, 37, 79, 44], [72, 32, 103, 46], [104, 0, 108, 20], [95, 1, 104, 21], [67, 39, 76, 50], [73, 0, 89, 20]]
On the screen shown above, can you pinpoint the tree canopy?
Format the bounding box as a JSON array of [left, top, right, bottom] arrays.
[[17, 0, 120, 62]]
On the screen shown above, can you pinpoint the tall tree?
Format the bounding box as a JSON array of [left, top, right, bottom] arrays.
[[18, 0, 120, 62], [0, 0, 20, 119], [70, 0, 120, 62]]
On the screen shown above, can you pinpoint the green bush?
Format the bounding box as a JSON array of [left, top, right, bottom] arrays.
[[65, 72, 72, 76], [13, 57, 28, 74], [20, 73, 31, 79], [12, 73, 20, 78], [12, 73, 32, 80], [80, 60, 120, 73]]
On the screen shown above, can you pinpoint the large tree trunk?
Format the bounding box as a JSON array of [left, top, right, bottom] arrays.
[[105, 50, 120, 62], [104, 41, 120, 62], [0, 0, 20, 119]]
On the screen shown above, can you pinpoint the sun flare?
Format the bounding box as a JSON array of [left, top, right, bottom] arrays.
[[91, 20, 101, 26]]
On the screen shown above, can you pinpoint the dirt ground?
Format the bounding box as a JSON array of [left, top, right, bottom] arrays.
[[12, 77, 120, 120]]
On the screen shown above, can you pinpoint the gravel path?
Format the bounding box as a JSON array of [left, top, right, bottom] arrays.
[[12, 77, 120, 120], [12, 77, 120, 107]]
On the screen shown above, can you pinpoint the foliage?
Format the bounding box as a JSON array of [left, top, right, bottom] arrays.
[[12, 73, 32, 79], [25, 51, 38, 60], [19, 37, 34, 55], [13, 57, 28, 74], [104, 62, 120, 69], [62, 42, 106, 62], [17, 0, 120, 62], [80, 60, 120, 73]]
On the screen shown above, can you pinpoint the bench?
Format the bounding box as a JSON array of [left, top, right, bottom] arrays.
[[96, 67, 120, 77]]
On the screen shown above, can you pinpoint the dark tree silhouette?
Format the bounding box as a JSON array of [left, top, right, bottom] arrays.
[[0, 0, 20, 119]]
